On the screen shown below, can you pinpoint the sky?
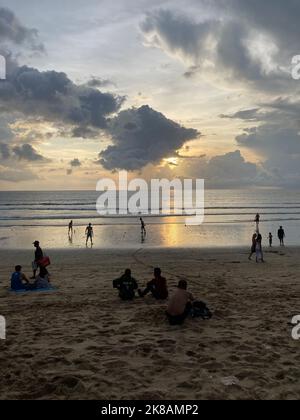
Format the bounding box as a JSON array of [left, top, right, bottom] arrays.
[[0, 0, 299, 190]]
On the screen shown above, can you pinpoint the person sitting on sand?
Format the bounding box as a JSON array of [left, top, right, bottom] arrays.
[[248, 233, 257, 260], [113, 269, 138, 301], [11, 265, 30, 291], [166, 280, 194, 326], [34, 266, 51, 289], [10, 265, 30, 290], [138, 268, 168, 300]]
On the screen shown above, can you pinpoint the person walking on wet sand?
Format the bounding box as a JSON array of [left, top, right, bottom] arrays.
[[278, 226, 285, 246], [140, 217, 146, 236], [85, 223, 94, 246], [68, 220, 73, 235], [31, 240, 43, 279], [248, 233, 257, 260], [256, 233, 264, 263], [255, 213, 260, 231]]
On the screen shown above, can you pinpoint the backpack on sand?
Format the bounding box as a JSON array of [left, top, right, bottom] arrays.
[[191, 301, 212, 320]]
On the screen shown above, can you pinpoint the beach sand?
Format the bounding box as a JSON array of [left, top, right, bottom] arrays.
[[0, 246, 300, 400]]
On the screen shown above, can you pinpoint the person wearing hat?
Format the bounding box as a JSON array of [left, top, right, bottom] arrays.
[[166, 280, 194, 325], [31, 240, 44, 279]]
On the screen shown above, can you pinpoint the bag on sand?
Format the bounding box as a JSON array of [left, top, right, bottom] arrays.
[[191, 301, 212, 320]]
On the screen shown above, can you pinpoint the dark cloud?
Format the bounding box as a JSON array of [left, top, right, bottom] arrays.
[[0, 7, 44, 52], [71, 126, 100, 139], [140, 8, 296, 91], [141, 10, 217, 65], [98, 105, 200, 171], [0, 142, 10, 159], [0, 62, 125, 133], [237, 124, 300, 156], [13, 143, 47, 161], [70, 158, 81, 167], [86, 77, 115, 88], [228, 96, 300, 186], [177, 150, 260, 188], [213, 0, 300, 52], [220, 108, 262, 122]]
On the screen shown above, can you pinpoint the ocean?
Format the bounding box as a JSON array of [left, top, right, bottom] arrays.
[[0, 189, 300, 249]]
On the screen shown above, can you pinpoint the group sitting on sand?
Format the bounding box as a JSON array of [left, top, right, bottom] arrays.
[[11, 265, 51, 291], [10, 240, 52, 291], [113, 268, 212, 325]]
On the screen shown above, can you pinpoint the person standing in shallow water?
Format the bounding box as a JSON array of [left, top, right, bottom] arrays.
[[278, 226, 285, 246]]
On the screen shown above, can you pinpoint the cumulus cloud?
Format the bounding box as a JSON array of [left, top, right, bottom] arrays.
[[140, 7, 296, 91], [0, 7, 44, 52], [0, 61, 125, 133], [178, 150, 259, 188], [98, 105, 200, 170], [212, 0, 300, 52], [13, 143, 48, 161], [224, 94, 300, 186]]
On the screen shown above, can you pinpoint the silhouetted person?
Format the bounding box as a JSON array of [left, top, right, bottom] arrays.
[[248, 233, 257, 260], [85, 223, 94, 246], [255, 213, 260, 231], [68, 220, 73, 234], [256, 233, 264, 263], [269, 232, 273, 247], [113, 269, 138, 300], [138, 268, 168, 300], [31, 240, 43, 279], [166, 280, 194, 325], [278, 226, 285, 246], [140, 217, 146, 235]]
